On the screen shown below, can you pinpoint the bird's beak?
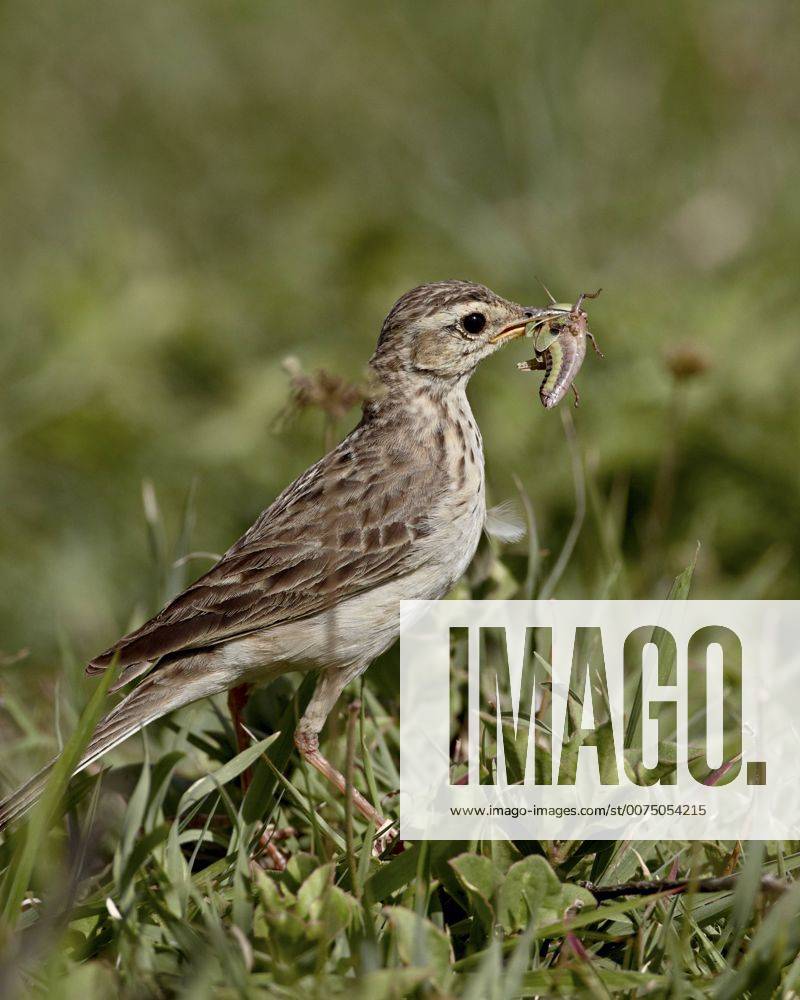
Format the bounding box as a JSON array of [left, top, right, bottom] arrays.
[[489, 307, 554, 346]]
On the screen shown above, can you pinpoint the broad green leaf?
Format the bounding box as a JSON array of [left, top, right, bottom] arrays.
[[497, 855, 595, 934], [317, 885, 359, 941], [450, 853, 501, 931], [296, 862, 335, 918], [364, 839, 466, 901], [383, 906, 453, 990], [254, 868, 286, 912], [283, 852, 319, 892]]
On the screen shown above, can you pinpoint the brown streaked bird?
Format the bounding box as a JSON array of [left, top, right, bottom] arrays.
[[0, 280, 553, 833]]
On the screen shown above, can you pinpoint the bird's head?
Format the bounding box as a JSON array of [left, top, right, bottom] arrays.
[[370, 280, 550, 391]]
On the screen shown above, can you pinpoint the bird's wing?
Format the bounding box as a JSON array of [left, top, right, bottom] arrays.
[[88, 431, 442, 676]]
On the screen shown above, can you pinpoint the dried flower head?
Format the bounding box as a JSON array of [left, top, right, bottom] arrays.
[[280, 356, 370, 423], [664, 343, 712, 381]]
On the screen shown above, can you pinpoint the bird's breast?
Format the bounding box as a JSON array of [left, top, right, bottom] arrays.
[[423, 395, 486, 591]]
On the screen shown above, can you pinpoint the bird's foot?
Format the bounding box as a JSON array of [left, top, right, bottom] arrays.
[[294, 726, 390, 835], [372, 822, 402, 858], [253, 823, 296, 871]]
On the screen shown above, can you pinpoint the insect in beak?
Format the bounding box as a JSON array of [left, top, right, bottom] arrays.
[[516, 287, 604, 409], [489, 308, 559, 346]]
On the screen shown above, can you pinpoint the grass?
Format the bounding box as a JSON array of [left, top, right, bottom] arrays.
[[1, 3, 799, 994], [1, 415, 798, 1000]]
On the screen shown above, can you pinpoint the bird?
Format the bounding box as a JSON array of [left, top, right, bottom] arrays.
[[0, 280, 551, 833]]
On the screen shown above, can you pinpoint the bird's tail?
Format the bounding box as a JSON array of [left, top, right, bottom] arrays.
[[0, 656, 228, 833]]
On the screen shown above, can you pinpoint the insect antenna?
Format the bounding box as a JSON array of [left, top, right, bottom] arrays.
[[535, 275, 557, 305]]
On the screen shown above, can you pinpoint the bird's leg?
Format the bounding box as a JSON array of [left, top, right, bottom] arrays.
[[294, 668, 391, 834], [227, 683, 290, 870], [255, 825, 292, 872], [227, 683, 254, 785], [294, 725, 386, 828]]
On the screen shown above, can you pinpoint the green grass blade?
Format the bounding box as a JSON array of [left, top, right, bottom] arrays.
[[0, 661, 117, 925]]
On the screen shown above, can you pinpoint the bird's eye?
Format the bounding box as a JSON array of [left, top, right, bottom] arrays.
[[462, 312, 486, 335]]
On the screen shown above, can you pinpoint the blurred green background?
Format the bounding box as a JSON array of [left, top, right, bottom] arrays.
[[1, 0, 799, 684]]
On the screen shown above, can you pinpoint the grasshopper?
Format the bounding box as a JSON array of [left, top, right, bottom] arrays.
[[518, 287, 603, 408]]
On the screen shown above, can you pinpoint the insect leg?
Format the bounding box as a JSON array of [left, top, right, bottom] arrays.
[[571, 382, 581, 407], [517, 356, 547, 372], [587, 331, 604, 357], [572, 288, 602, 312]]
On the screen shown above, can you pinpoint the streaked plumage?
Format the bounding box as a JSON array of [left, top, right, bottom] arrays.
[[0, 280, 548, 832]]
